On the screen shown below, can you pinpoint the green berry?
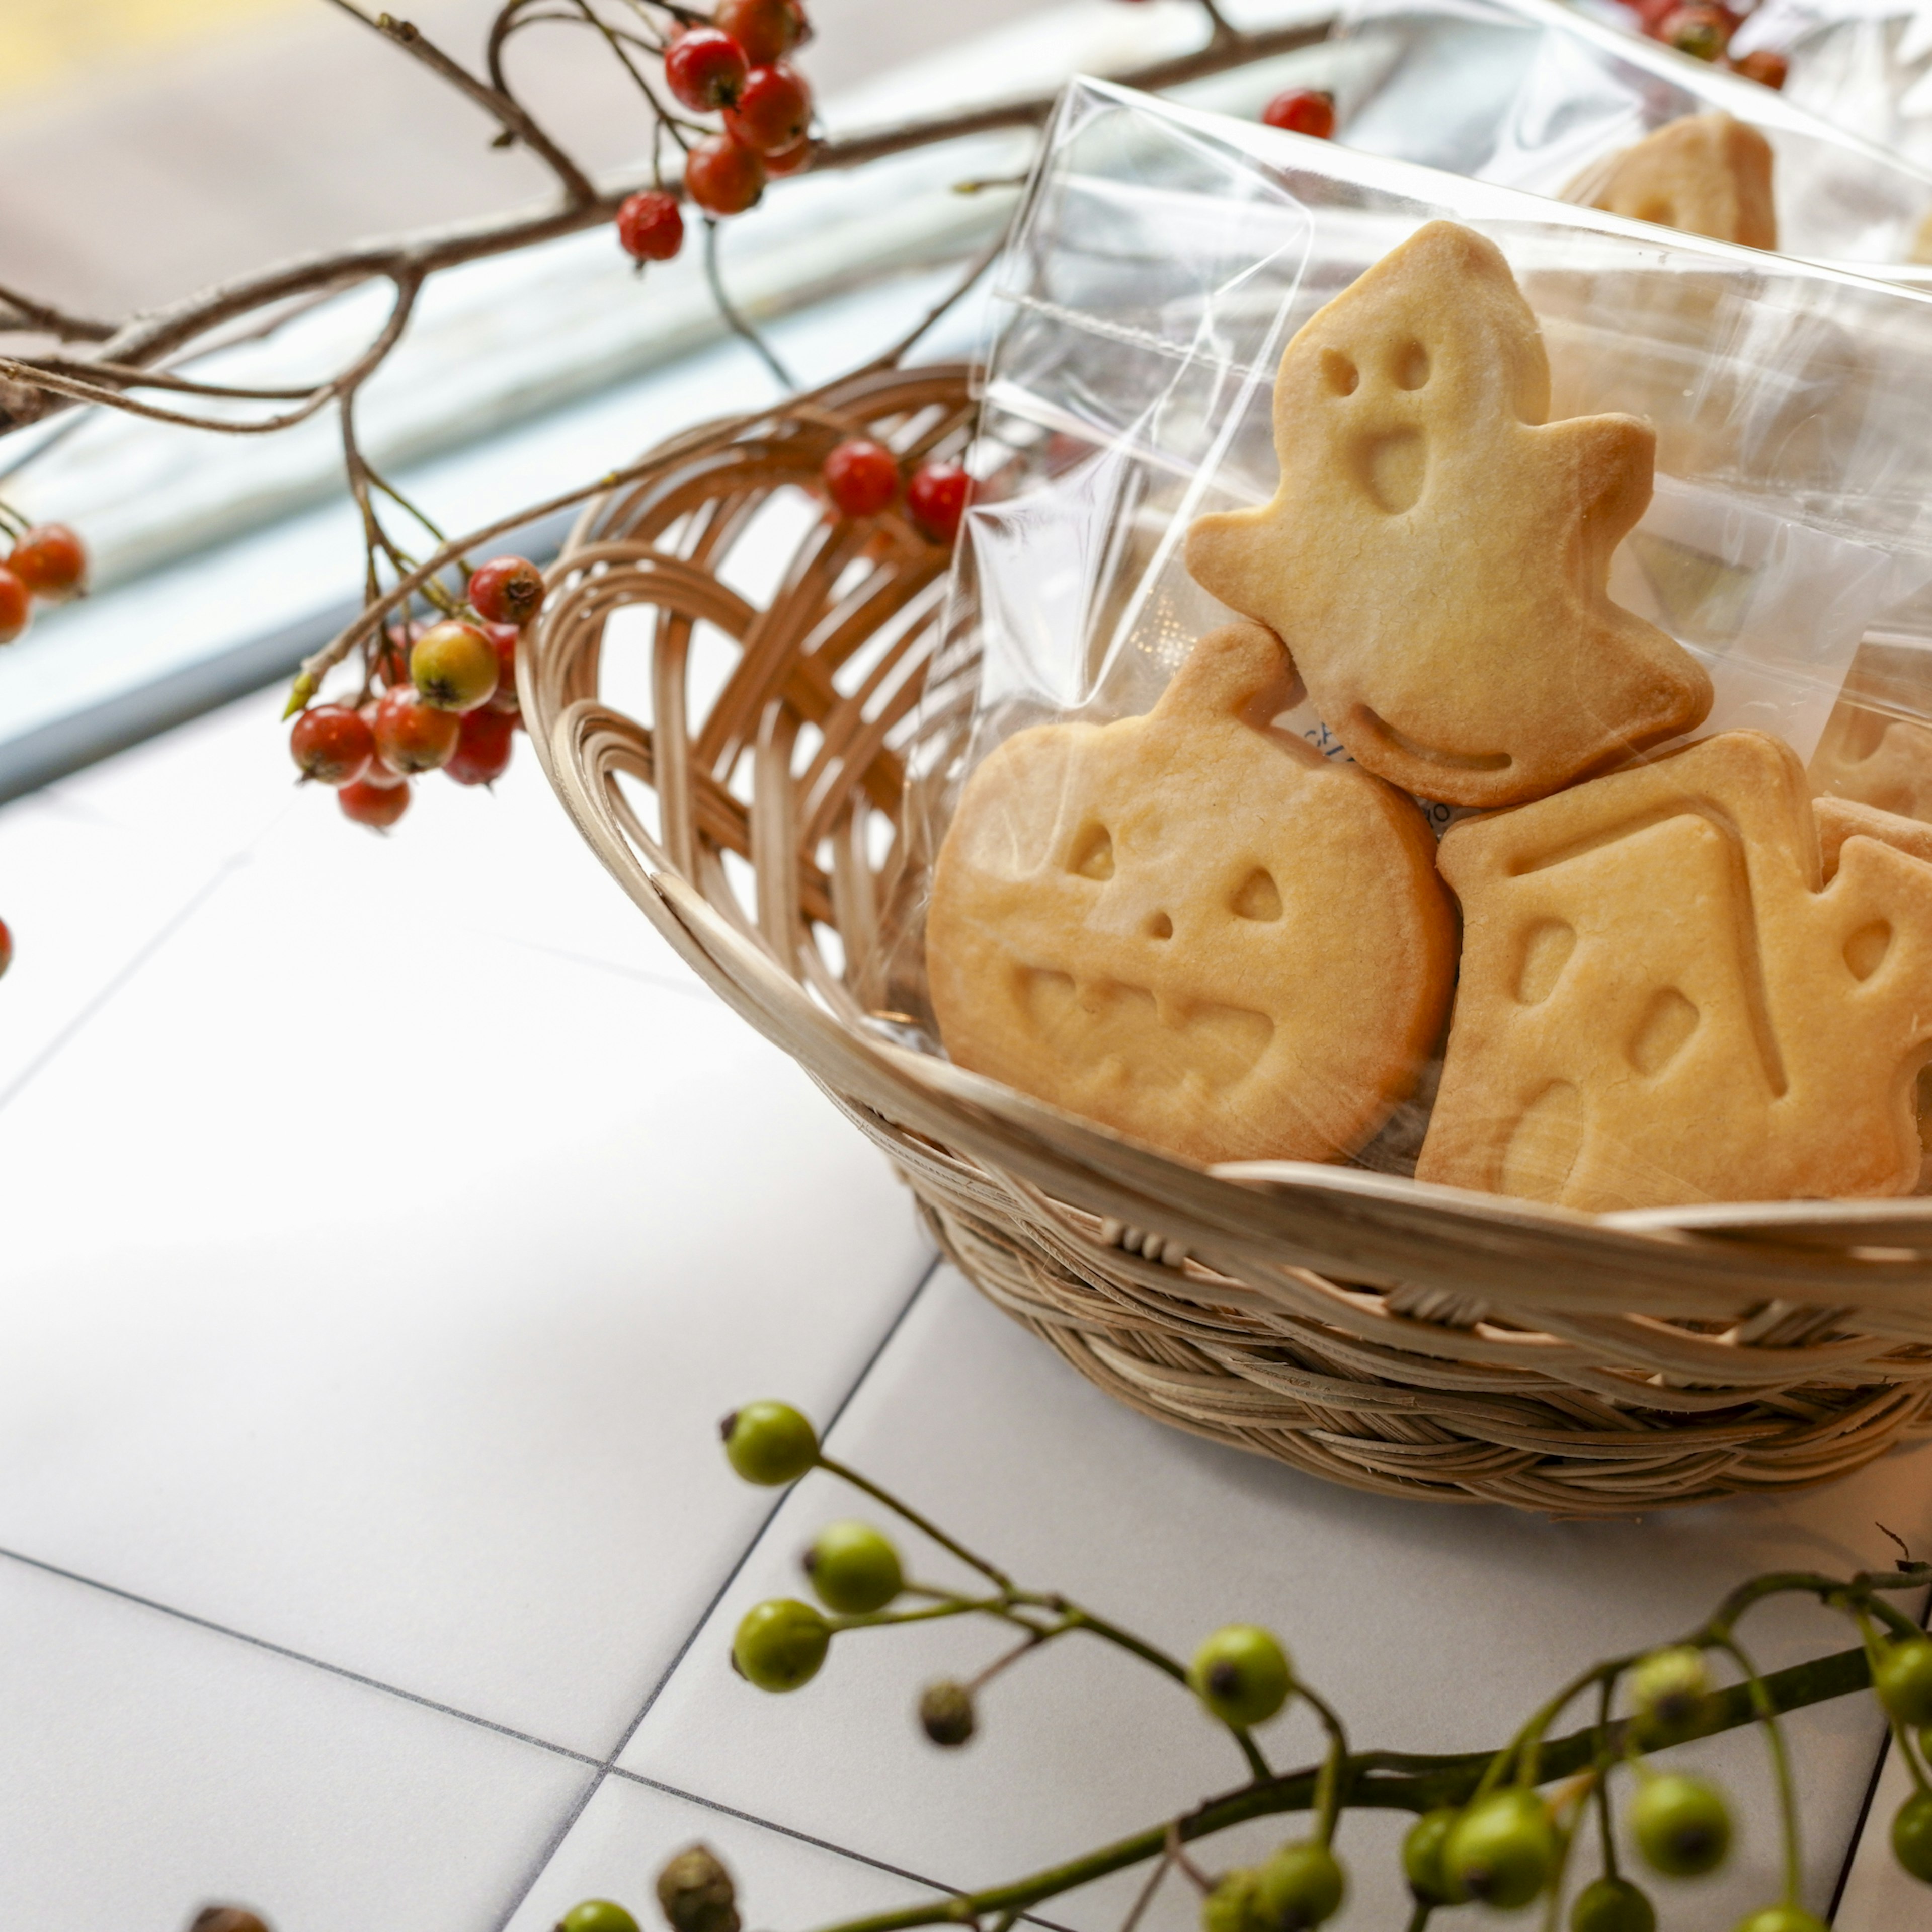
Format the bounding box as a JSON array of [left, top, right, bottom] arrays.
[[1632, 1772, 1731, 1878], [654, 1846, 737, 1932], [1189, 1625, 1293, 1729], [1570, 1875, 1656, 1932], [1200, 1868, 1259, 1932], [1730, 1911, 1827, 1932], [557, 1904, 642, 1932], [1626, 1646, 1711, 1743], [802, 1520, 903, 1614], [1251, 1841, 1345, 1932], [720, 1402, 818, 1485], [918, 1678, 976, 1747], [731, 1598, 830, 1692], [1895, 1789, 1932, 1883], [1402, 1809, 1460, 1906], [1876, 1639, 1932, 1726], [1443, 1788, 1558, 1911]]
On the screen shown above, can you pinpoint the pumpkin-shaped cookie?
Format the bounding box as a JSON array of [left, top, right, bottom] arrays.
[[925, 622, 1456, 1166], [1184, 221, 1711, 809]]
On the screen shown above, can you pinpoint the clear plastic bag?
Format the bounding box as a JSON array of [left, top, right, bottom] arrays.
[[873, 79, 1932, 1211], [1733, 0, 1932, 181], [1293, 0, 1932, 267]]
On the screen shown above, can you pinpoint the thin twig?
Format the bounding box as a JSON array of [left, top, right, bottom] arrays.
[[323, 0, 599, 205], [0, 281, 115, 344], [702, 218, 796, 390], [0, 15, 1331, 437]]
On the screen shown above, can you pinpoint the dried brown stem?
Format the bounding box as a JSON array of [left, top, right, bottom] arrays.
[[0, 14, 1329, 436], [323, 0, 599, 205], [0, 281, 115, 344]]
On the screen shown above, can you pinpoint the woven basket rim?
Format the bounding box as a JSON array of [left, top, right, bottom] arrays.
[[517, 359, 1932, 1515]]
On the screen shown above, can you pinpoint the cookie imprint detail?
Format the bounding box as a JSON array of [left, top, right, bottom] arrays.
[[1185, 220, 1711, 807], [1419, 731, 1932, 1211], [925, 622, 1457, 1166]]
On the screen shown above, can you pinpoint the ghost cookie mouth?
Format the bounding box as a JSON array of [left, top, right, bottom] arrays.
[[1014, 964, 1274, 1091], [1353, 707, 1513, 775]]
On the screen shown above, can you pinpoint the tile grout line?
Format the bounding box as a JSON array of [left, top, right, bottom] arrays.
[[486, 1248, 946, 1932], [607, 1768, 1079, 1932], [1827, 1581, 1931, 1921], [0, 850, 250, 1118], [0, 1541, 602, 1770], [489, 931, 723, 1008]]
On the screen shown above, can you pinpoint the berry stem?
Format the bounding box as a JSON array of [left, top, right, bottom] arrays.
[[1713, 1634, 1804, 1908], [1297, 1682, 1350, 1844], [1591, 1677, 1622, 1878], [791, 1641, 1880, 1932], [702, 217, 796, 391], [815, 1455, 1014, 1590]]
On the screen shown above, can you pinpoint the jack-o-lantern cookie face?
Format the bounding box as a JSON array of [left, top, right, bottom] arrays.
[[925, 622, 1456, 1167], [1578, 113, 1777, 251], [1417, 730, 1932, 1212], [1184, 222, 1712, 809]]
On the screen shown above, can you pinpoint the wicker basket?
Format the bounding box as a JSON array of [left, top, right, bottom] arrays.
[[523, 362, 1932, 1517]]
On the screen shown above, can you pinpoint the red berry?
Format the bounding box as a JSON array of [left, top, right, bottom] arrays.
[[0, 917, 13, 978], [765, 137, 813, 177], [1729, 46, 1788, 86], [339, 777, 412, 831], [617, 190, 685, 263], [483, 622, 522, 715], [822, 439, 899, 518], [715, 0, 808, 64], [357, 701, 408, 786], [685, 134, 766, 216], [0, 566, 29, 645], [1635, 0, 1679, 31], [373, 684, 462, 774], [290, 703, 375, 787], [8, 524, 86, 601], [411, 619, 499, 712], [666, 27, 748, 112], [1660, 3, 1731, 57], [1261, 89, 1336, 139], [468, 555, 546, 625], [445, 705, 516, 787], [723, 64, 811, 156], [906, 461, 973, 545]]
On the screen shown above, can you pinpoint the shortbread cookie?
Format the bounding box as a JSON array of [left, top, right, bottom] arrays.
[[1914, 209, 1932, 265], [1417, 730, 1932, 1210], [1576, 112, 1777, 250], [1185, 221, 1711, 809], [925, 622, 1456, 1166], [1810, 642, 1932, 825]]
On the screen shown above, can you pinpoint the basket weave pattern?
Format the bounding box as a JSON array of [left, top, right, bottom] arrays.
[[525, 364, 1932, 1516]]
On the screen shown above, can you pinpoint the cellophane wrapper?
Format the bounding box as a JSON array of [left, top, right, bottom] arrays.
[[1734, 0, 1932, 176], [1305, 0, 1932, 269], [867, 79, 1932, 1205]]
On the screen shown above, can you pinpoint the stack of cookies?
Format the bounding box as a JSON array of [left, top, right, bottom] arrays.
[[925, 220, 1932, 1214]]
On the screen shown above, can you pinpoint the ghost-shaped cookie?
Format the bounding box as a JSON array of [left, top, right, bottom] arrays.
[[1417, 730, 1932, 1211], [925, 622, 1456, 1166], [1185, 221, 1712, 810], [1576, 112, 1777, 251]]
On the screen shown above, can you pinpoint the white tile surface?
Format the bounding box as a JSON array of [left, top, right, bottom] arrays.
[[1836, 1734, 1932, 1929], [0, 702, 933, 1760], [0, 1547, 590, 1932], [622, 1267, 1925, 1931], [503, 1775, 945, 1932]]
